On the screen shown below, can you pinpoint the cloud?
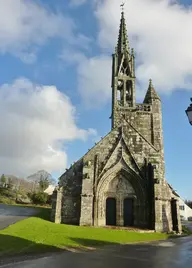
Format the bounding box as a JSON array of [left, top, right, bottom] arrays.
[[61, 50, 112, 107], [0, 78, 96, 177], [77, 55, 111, 107], [0, 0, 91, 62]]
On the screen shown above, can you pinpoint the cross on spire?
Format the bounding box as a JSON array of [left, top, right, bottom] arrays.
[[120, 2, 125, 12]]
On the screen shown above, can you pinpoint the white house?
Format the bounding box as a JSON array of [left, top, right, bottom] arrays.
[[44, 185, 55, 195], [168, 184, 192, 221], [179, 198, 192, 221]]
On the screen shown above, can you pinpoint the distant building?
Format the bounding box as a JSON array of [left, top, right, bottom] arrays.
[[168, 184, 192, 221], [179, 198, 192, 221], [44, 185, 55, 195]]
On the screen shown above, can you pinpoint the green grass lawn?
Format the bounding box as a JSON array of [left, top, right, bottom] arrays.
[[0, 207, 169, 257]]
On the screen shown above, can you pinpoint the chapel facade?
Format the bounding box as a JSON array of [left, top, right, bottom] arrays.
[[51, 11, 181, 233]]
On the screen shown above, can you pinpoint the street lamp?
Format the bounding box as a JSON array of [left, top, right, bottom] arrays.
[[186, 98, 192, 125]]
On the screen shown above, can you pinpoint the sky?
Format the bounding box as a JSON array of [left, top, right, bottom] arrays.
[[0, 0, 192, 199]]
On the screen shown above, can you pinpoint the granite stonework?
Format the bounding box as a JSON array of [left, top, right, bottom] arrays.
[[51, 11, 181, 233]]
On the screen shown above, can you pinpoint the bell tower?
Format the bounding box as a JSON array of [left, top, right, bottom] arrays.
[[111, 9, 136, 129]]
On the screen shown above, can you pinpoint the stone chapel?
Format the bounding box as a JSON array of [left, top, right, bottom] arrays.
[[51, 11, 181, 233]]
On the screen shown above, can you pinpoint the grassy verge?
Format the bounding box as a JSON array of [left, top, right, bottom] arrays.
[[0, 196, 16, 205], [182, 225, 192, 235], [0, 207, 169, 257]]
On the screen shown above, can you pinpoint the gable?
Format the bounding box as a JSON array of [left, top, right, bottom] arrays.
[[99, 133, 141, 177]]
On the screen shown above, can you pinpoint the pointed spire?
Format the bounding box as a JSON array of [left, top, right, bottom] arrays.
[[144, 79, 160, 103], [116, 10, 130, 55]]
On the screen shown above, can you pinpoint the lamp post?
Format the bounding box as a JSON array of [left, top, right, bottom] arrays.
[[186, 98, 192, 125]]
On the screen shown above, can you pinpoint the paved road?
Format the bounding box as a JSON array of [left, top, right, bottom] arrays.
[[0, 236, 192, 268], [0, 204, 38, 230]]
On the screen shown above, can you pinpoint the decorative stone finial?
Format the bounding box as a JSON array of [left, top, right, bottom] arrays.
[[143, 78, 160, 103]]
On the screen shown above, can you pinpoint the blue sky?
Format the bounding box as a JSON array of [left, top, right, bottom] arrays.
[[0, 0, 192, 200]]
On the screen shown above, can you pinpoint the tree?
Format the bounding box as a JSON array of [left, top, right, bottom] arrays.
[[0, 174, 6, 187], [185, 200, 192, 209], [7, 177, 13, 190], [39, 175, 49, 192], [30, 192, 49, 205], [27, 170, 56, 192]]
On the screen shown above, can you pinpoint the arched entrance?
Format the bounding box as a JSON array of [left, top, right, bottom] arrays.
[[106, 198, 116, 225], [124, 198, 134, 226], [96, 164, 146, 227]]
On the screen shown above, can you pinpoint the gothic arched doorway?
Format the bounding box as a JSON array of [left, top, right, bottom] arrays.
[[124, 198, 134, 226], [96, 164, 146, 227], [106, 198, 116, 226]]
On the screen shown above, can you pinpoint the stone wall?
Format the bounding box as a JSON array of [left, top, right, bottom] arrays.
[[53, 160, 83, 225], [50, 187, 63, 224]]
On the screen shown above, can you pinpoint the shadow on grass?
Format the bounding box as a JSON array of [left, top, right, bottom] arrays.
[[68, 237, 164, 254], [0, 235, 176, 265], [0, 234, 62, 264], [15, 205, 52, 221], [35, 207, 51, 221], [69, 237, 118, 247], [0, 235, 119, 264]]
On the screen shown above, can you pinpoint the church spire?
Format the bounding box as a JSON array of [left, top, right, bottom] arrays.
[[111, 6, 136, 129], [116, 10, 130, 55], [144, 79, 160, 104]]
